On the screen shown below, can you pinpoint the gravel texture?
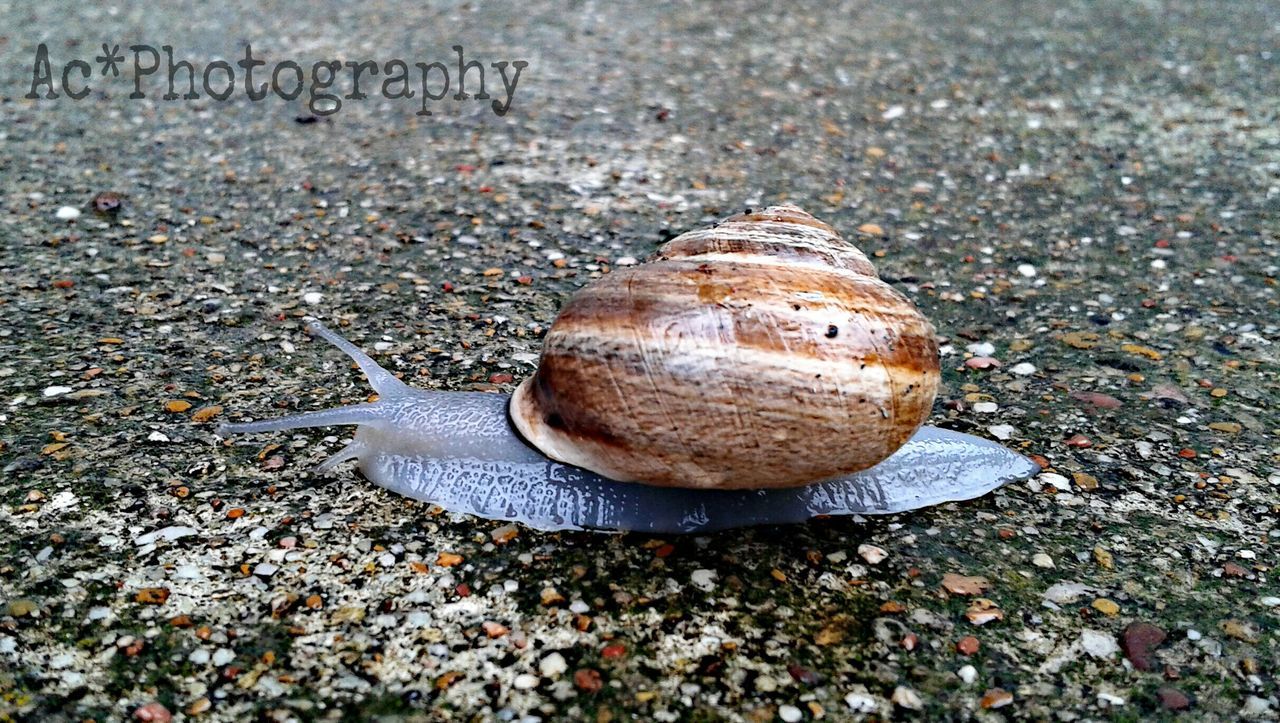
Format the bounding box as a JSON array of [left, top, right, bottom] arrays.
[[2, 1, 1278, 721]]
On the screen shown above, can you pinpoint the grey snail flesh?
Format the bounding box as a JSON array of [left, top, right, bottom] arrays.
[[216, 321, 1041, 533]]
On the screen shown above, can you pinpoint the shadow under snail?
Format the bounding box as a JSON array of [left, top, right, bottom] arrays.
[[217, 205, 1039, 532]]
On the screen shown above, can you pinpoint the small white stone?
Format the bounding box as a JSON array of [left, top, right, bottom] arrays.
[[43, 385, 73, 397], [1043, 581, 1093, 604], [253, 562, 279, 577], [1151, 259, 1167, 270], [55, 206, 81, 220], [891, 685, 924, 710], [972, 401, 998, 413], [87, 606, 111, 621], [538, 652, 567, 678], [1259, 596, 1280, 607], [957, 664, 977, 684], [1032, 553, 1055, 569], [303, 291, 324, 305], [845, 692, 878, 713], [690, 569, 717, 592], [133, 526, 198, 546], [616, 256, 638, 266], [778, 704, 803, 722], [882, 105, 905, 120], [1242, 696, 1272, 717], [966, 342, 996, 356], [857, 544, 888, 564], [988, 424, 1015, 441], [175, 565, 201, 579], [1038, 472, 1069, 489], [1010, 362, 1037, 376], [1097, 692, 1126, 706], [1186, 629, 1202, 641], [1080, 629, 1119, 658], [147, 431, 170, 443], [212, 648, 235, 666], [514, 673, 539, 690], [1017, 264, 1037, 278], [569, 600, 590, 614], [189, 648, 211, 665]]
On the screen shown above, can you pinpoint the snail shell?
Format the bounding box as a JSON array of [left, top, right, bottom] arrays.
[[511, 205, 939, 490]]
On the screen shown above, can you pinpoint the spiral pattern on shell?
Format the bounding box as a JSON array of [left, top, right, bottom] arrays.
[[510, 205, 940, 490]]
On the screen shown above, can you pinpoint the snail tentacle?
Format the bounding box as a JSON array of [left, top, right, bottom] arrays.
[[215, 403, 385, 437]]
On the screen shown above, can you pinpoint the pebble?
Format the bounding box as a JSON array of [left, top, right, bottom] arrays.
[[132, 702, 171, 722], [133, 526, 198, 546], [1091, 598, 1120, 616], [778, 704, 802, 722], [966, 342, 996, 356], [857, 544, 888, 564], [1157, 687, 1191, 711], [1043, 581, 1093, 604], [1080, 629, 1119, 658], [1037, 472, 1069, 490], [55, 206, 81, 220], [965, 356, 1001, 370], [189, 648, 211, 665], [957, 665, 977, 684], [1031, 553, 1054, 568], [1242, 696, 1272, 717], [980, 688, 1013, 709], [690, 569, 717, 592], [942, 573, 990, 596], [1010, 362, 1037, 376], [539, 652, 567, 678], [253, 562, 279, 577], [1121, 622, 1166, 671], [211, 648, 235, 666], [1259, 596, 1280, 607], [890, 686, 923, 710], [8, 599, 39, 617], [1017, 264, 1037, 277], [972, 401, 998, 413], [513, 674, 539, 690], [845, 692, 878, 713], [303, 291, 324, 305], [42, 385, 73, 397], [988, 424, 1015, 441], [1097, 692, 1126, 707]]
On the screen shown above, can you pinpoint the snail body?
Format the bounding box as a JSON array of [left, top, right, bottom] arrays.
[[217, 206, 1039, 532]]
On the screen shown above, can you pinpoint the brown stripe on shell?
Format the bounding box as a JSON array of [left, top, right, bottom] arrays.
[[658, 205, 877, 276], [551, 258, 937, 375], [511, 338, 936, 489], [722, 205, 838, 234]]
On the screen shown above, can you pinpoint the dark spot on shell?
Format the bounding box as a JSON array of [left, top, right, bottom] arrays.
[[825, 324, 839, 338]]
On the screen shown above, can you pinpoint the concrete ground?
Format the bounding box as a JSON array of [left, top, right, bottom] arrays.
[[1, 0, 1277, 720]]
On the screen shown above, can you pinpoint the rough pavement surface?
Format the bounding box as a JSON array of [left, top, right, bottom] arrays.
[[1, 1, 1277, 720]]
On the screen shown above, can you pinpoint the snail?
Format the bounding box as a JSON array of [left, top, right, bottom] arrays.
[[217, 205, 1038, 532]]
